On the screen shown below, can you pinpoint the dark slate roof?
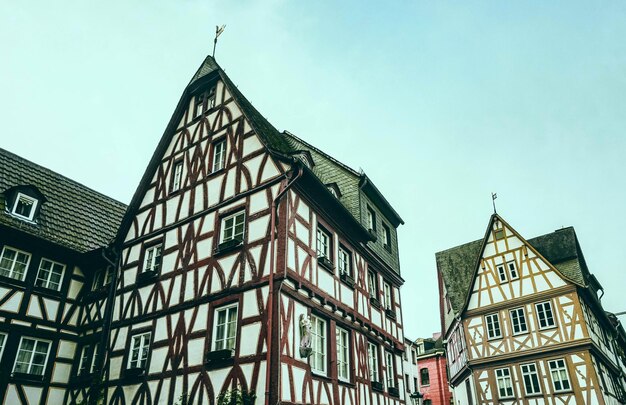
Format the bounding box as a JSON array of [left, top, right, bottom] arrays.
[[437, 225, 588, 315], [0, 148, 127, 253]]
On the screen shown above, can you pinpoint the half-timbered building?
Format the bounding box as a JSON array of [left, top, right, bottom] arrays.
[[437, 214, 626, 405], [101, 55, 407, 405], [0, 148, 126, 404]]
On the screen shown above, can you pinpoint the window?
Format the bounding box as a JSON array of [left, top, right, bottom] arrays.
[[385, 351, 395, 388], [411, 349, 417, 364], [213, 303, 238, 351], [368, 343, 379, 382], [336, 327, 349, 381], [90, 343, 100, 374], [413, 377, 418, 391], [424, 401, 432, 405], [535, 301, 556, 329], [171, 160, 183, 192], [212, 140, 226, 172], [208, 86, 216, 109], [465, 378, 474, 405], [382, 223, 391, 250], [495, 367, 514, 398], [0, 333, 6, 359], [338, 245, 352, 277], [507, 261, 519, 279], [13, 337, 50, 376], [310, 315, 326, 374], [143, 244, 162, 273], [405, 374, 410, 391], [316, 226, 331, 259], [496, 264, 507, 283], [521, 363, 542, 395], [35, 258, 65, 290], [548, 359, 571, 392], [194, 93, 204, 117], [0, 246, 30, 281], [485, 313, 502, 339], [92, 267, 114, 290], [510, 307, 528, 335], [11, 193, 38, 221], [420, 367, 430, 385], [78, 345, 91, 375], [368, 270, 378, 298], [494, 228, 505, 240], [366, 206, 376, 231], [128, 332, 151, 369], [221, 211, 245, 243], [383, 282, 393, 310]]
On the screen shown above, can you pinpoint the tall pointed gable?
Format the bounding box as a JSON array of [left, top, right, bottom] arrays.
[[463, 214, 585, 312], [115, 55, 296, 244]]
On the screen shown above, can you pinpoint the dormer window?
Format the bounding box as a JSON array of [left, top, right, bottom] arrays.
[[326, 183, 341, 199], [12, 193, 38, 221]]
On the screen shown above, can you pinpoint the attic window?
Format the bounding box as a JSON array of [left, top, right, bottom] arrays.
[[208, 86, 216, 109], [326, 183, 341, 199], [11, 193, 38, 221], [494, 229, 505, 240]]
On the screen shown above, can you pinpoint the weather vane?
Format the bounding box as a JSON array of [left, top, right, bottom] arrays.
[[212, 25, 226, 58], [492, 192, 498, 214]]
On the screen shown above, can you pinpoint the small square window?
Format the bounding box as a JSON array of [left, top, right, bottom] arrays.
[[13, 337, 51, 376], [11, 193, 38, 221], [212, 140, 226, 172], [221, 211, 245, 243], [171, 160, 184, 192], [0, 246, 31, 281], [213, 303, 238, 351], [35, 258, 65, 291], [128, 332, 151, 369], [494, 229, 505, 240], [143, 244, 162, 274], [485, 313, 502, 339]]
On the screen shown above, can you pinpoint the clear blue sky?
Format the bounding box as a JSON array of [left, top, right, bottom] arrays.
[[2, 1, 625, 339]]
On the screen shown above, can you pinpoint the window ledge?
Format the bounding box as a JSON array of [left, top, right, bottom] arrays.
[[367, 229, 378, 242], [340, 272, 355, 288], [371, 381, 384, 392], [205, 349, 234, 369], [383, 244, 392, 253], [136, 270, 159, 286], [0, 275, 26, 289], [385, 308, 397, 320], [214, 239, 243, 256], [32, 286, 62, 298], [85, 287, 109, 301], [11, 372, 44, 383], [370, 297, 381, 309], [207, 167, 226, 179], [122, 367, 146, 381], [388, 386, 400, 397], [318, 256, 334, 272]]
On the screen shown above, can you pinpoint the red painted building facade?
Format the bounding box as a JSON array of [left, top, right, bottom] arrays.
[[415, 335, 453, 405]]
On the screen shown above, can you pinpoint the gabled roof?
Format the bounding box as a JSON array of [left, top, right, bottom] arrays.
[[0, 148, 126, 253], [436, 215, 589, 315]]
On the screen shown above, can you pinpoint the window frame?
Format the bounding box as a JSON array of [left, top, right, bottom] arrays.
[[495, 367, 514, 399], [212, 139, 227, 172], [78, 344, 91, 376], [92, 267, 114, 291], [366, 206, 377, 232], [535, 301, 557, 330], [90, 343, 100, 374], [193, 92, 205, 118], [142, 242, 163, 274], [336, 326, 350, 382], [368, 269, 379, 299], [0, 333, 7, 361], [420, 367, 430, 386], [520, 362, 542, 395], [510, 307, 528, 335], [381, 222, 392, 251], [337, 244, 352, 277], [11, 192, 38, 221], [383, 281, 393, 310], [385, 351, 396, 388], [496, 263, 508, 283], [170, 158, 184, 193], [485, 312, 502, 340], [548, 358, 572, 393], [12, 336, 51, 376], [35, 258, 65, 291], [507, 260, 519, 280], [310, 314, 327, 375], [220, 211, 246, 244], [316, 225, 332, 260], [0, 246, 31, 281], [368, 342, 379, 382], [212, 302, 239, 352], [127, 331, 152, 370]]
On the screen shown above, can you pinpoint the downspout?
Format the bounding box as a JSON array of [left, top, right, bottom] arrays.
[[265, 164, 303, 405], [88, 245, 120, 405]]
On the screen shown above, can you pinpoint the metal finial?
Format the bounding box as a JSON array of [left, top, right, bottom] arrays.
[[491, 192, 497, 214], [212, 25, 226, 58]]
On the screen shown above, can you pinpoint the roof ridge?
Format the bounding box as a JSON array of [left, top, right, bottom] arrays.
[[282, 130, 360, 176], [0, 147, 127, 208]]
